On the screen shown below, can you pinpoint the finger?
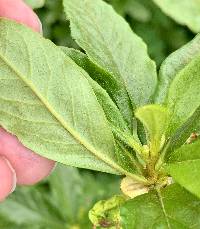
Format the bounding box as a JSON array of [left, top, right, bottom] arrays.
[[0, 156, 16, 202], [0, 0, 55, 187], [0, 128, 56, 185], [0, 0, 42, 32]]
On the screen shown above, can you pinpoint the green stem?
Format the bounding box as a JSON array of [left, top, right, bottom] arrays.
[[155, 140, 170, 171]]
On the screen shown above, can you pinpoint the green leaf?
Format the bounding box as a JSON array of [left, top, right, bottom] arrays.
[[120, 184, 200, 228], [154, 34, 200, 154], [0, 165, 121, 228], [155, 34, 200, 104], [166, 54, 200, 138], [63, 0, 157, 110], [0, 19, 131, 176], [24, 0, 46, 9], [60, 47, 135, 137], [135, 105, 169, 154], [165, 106, 200, 155], [89, 195, 126, 228], [48, 165, 83, 221], [153, 0, 200, 33], [60, 47, 144, 176], [61, 46, 134, 130], [166, 140, 200, 198], [0, 186, 65, 229]]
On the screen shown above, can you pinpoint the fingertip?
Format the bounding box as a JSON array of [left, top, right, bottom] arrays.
[[17, 158, 56, 186], [0, 128, 56, 186], [0, 156, 16, 202], [0, 0, 42, 33]]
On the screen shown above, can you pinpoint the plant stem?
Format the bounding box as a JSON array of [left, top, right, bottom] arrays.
[[155, 140, 170, 171]]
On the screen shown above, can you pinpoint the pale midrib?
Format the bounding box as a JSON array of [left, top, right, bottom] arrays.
[[0, 52, 147, 183], [169, 158, 200, 164], [156, 189, 171, 229]]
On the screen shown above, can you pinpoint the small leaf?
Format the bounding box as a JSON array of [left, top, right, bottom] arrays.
[[89, 195, 126, 228], [166, 139, 200, 198], [153, 0, 200, 33], [63, 0, 157, 110], [155, 33, 200, 104], [135, 105, 169, 154], [0, 19, 131, 176], [120, 184, 200, 228]]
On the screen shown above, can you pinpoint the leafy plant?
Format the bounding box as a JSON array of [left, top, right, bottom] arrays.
[[0, 165, 120, 228], [0, 0, 200, 227]]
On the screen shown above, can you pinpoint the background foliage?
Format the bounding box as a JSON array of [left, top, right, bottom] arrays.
[[0, 0, 197, 228]]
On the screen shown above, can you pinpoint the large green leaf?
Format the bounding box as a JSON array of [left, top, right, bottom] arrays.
[[155, 34, 200, 104], [63, 0, 157, 110], [61, 39, 134, 130], [153, 0, 200, 33], [60, 47, 134, 136], [0, 19, 134, 176], [166, 140, 200, 198], [120, 184, 200, 229]]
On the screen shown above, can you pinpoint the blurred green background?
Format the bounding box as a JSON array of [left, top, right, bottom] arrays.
[[0, 0, 196, 228]]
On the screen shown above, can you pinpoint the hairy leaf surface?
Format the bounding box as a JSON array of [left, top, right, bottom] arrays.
[[120, 184, 200, 228], [61, 47, 144, 175], [60, 47, 133, 136], [60, 47, 134, 130], [63, 0, 157, 110], [0, 19, 132, 175]]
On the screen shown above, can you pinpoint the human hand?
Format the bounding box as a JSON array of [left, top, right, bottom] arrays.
[[0, 0, 56, 201]]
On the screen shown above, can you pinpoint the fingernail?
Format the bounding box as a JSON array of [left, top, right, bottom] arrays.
[[2, 157, 17, 194]]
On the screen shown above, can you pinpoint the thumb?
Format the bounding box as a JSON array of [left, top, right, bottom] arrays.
[[0, 0, 42, 33]]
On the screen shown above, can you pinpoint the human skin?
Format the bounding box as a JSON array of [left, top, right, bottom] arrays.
[[0, 0, 56, 201]]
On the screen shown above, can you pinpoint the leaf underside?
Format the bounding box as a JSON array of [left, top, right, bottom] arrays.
[[0, 19, 130, 175]]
